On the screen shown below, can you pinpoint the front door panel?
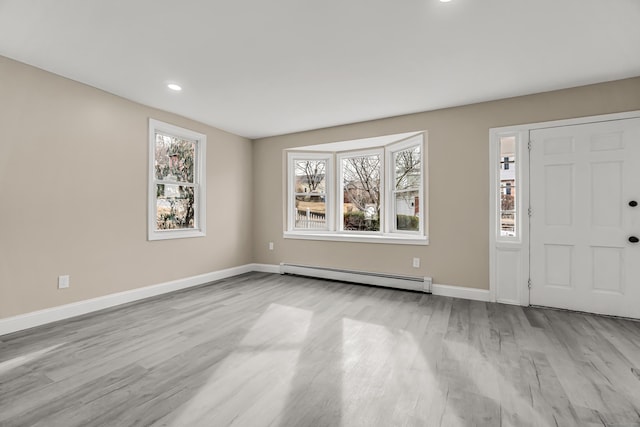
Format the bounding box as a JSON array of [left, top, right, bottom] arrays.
[[530, 118, 640, 318]]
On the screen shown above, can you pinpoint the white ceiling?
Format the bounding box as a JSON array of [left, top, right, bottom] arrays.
[[292, 131, 422, 152], [1, 0, 639, 139]]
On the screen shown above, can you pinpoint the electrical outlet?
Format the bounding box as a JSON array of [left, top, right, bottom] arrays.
[[58, 275, 70, 289], [412, 258, 420, 268], [268, 242, 274, 250]]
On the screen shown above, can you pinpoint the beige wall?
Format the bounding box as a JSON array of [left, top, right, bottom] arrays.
[[2, 53, 639, 320], [0, 56, 253, 319], [253, 77, 640, 289]]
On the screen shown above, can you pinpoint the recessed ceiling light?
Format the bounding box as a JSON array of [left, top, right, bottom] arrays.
[[440, 0, 452, 2], [167, 83, 182, 91]]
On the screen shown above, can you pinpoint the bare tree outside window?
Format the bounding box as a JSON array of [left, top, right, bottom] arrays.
[[393, 145, 421, 231], [342, 154, 381, 231], [295, 160, 326, 192], [155, 133, 197, 230], [148, 119, 206, 241], [294, 160, 327, 229], [395, 147, 421, 190]]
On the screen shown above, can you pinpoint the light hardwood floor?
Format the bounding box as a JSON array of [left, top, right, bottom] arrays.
[[1, 272, 640, 427]]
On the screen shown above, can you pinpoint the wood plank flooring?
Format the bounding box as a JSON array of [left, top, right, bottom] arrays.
[[1, 272, 640, 426]]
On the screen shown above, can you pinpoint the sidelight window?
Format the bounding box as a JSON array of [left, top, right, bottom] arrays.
[[499, 136, 516, 237]]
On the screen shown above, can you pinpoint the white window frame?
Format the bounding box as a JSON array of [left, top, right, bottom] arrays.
[[386, 136, 425, 236], [287, 152, 334, 233], [148, 119, 207, 241], [337, 148, 384, 235], [284, 132, 427, 245]]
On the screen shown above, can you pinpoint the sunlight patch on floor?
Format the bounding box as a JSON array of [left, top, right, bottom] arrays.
[[444, 340, 551, 426], [341, 318, 447, 425], [166, 303, 313, 426], [0, 343, 65, 375], [398, 330, 465, 426]]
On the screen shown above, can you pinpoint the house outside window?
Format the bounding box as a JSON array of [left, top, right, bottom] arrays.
[[390, 142, 422, 232], [291, 154, 331, 231], [499, 136, 516, 237]]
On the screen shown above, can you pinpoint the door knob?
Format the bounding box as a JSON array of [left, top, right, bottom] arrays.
[[630, 236, 640, 243], [630, 201, 638, 207]]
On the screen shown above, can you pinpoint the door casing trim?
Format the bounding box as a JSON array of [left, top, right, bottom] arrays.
[[489, 110, 640, 306]]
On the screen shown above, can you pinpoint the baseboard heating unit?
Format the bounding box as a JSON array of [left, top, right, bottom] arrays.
[[279, 263, 432, 293]]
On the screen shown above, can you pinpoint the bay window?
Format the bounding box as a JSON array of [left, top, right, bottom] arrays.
[[285, 132, 427, 245]]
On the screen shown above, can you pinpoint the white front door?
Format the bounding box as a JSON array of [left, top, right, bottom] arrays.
[[530, 118, 640, 318]]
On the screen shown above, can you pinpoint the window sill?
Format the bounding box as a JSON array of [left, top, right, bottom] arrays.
[[148, 229, 206, 241], [283, 231, 429, 245]]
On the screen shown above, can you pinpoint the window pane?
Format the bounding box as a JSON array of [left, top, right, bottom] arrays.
[[395, 191, 420, 231], [155, 133, 196, 183], [395, 146, 421, 190], [500, 189, 516, 236], [500, 210, 516, 237], [295, 160, 326, 193], [156, 184, 196, 230], [295, 194, 326, 229], [499, 136, 516, 237], [342, 154, 381, 231]]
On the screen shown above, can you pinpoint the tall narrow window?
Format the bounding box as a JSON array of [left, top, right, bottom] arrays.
[[499, 136, 516, 237], [391, 143, 422, 232], [340, 151, 382, 232], [293, 159, 329, 230], [288, 152, 333, 231], [148, 119, 206, 241]]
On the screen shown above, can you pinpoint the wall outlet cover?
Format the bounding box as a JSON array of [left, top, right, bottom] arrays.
[[58, 275, 70, 289]]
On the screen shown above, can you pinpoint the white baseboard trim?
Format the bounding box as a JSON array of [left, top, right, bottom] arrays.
[[0, 264, 493, 337], [496, 298, 524, 306], [250, 263, 281, 274], [432, 283, 492, 302], [0, 264, 255, 337]]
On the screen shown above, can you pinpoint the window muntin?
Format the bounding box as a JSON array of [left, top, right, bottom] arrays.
[[149, 119, 206, 241], [499, 136, 516, 237], [339, 151, 382, 232], [286, 132, 426, 244]]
